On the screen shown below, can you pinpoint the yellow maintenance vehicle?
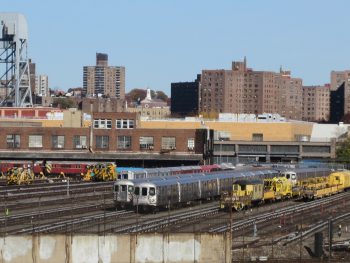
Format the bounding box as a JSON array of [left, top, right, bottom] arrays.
[[264, 176, 293, 201], [6, 166, 35, 185], [82, 163, 117, 181], [220, 176, 293, 211]]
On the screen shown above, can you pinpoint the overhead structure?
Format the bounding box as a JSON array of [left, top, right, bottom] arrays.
[[0, 13, 32, 107]]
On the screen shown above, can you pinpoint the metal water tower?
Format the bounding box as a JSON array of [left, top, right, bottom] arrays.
[[0, 13, 32, 107]]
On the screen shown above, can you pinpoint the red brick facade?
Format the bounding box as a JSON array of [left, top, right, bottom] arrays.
[[0, 124, 204, 154]]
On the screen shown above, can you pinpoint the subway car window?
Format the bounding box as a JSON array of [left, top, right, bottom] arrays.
[[128, 186, 134, 192], [142, 187, 148, 196], [121, 185, 127, 192], [149, 187, 155, 196]]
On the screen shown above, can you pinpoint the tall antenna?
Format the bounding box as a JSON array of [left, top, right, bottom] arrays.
[[0, 13, 33, 107]]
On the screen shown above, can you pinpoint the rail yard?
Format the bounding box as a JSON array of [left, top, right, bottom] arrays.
[[1, 162, 350, 262]]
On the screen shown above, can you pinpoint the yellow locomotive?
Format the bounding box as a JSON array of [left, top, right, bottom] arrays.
[[220, 176, 293, 211]]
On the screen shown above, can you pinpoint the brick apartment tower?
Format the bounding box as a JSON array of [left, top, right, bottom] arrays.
[[302, 85, 330, 122], [199, 58, 303, 119], [83, 53, 125, 99], [331, 70, 350, 116]]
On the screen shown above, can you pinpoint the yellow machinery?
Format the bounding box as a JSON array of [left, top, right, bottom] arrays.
[[221, 177, 293, 211], [6, 167, 35, 185], [299, 172, 350, 200], [264, 176, 292, 201], [82, 163, 116, 182], [271, 177, 292, 199], [220, 179, 264, 211], [328, 171, 350, 191]]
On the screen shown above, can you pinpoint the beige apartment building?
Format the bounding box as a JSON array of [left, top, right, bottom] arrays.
[[302, 85, 330, 122], [83, 53, 125, 99], [199, 58, 303, 120]]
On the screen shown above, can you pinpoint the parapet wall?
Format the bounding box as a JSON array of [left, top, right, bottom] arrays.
[[0, 233, 231, 263]]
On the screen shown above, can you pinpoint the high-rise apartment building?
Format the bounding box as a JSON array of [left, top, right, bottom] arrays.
[[330, 83, 345, 123], [331, 70, 350, 116], [171, 75, 201, 117], [35, 75, 49, 96], [199, 58, 302, 119], [302, 85, 330, 122], [83, 53, 125, 99]]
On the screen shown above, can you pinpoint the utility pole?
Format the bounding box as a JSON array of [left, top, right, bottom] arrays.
[[328, 218, 333, 262]]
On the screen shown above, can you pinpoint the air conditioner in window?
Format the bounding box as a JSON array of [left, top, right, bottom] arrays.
[[76, 145, 82, 149], [188, 147, 194, 151], [149, 145, 154, 150], [82, 145, 87, 149], [170, 146, 176, 150]]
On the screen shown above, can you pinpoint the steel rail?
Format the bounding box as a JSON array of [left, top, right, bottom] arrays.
[[113, 206, 219, 233], [0, 202, 114, 226], [11, 210, 133, 234]]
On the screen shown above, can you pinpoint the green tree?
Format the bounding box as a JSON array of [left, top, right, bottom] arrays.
[[52, 97, 76, 109], [126, 89, 147, 103], [336, 137, 350, 162], [154, 90, 168, 101]]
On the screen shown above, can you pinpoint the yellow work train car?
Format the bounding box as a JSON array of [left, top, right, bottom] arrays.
[[220, 179, 264, 211], [300, 170, 350, 200], [264, 177, 292, 201], [328, 171, 350, 191], [272, 177, 293, 200]]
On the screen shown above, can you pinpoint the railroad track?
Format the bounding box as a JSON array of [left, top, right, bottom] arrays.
[[0, 181, 113, 195], [209, 192, 350, 233], [0, 202, 114, 227], [112, 205, 219, 233], [0, 192, 113, 211], [277, 210, 350, 246], [10, 210, 134, 234], [0, 186, 112, 202]]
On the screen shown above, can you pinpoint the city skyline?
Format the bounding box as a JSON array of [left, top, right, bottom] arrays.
[[3, 0, 350, 95]]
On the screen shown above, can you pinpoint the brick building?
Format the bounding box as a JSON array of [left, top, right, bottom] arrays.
[[331, 70, 350, 118], [83, 53, 125, 99], [0, 112, 210, 159], [81, 97, 124, 114], [302, 85, 330, 122], [199, 58, 302, 120]]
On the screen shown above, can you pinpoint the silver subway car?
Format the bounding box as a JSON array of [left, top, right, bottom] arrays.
[[131, 170, 271, 212], [114, 173, 206, 208]]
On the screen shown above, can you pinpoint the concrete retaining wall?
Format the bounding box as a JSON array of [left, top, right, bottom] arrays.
[[0, 233, 231, 263]]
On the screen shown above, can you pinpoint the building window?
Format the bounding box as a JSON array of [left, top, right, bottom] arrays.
[[116, 119, 135, 129], [139, 136, 154, 150], [52, 135, 65, 149], [161, 137, 176, 150], [6, 134, 20, 148], [117, 136, 131, 149], [187, 138, 195, 151], [93, 119, 112, 129], [73, 135, 87, 149], [29, 135, 43, 148], [96, 136, 109, 149], [252, 133, 263, 142]]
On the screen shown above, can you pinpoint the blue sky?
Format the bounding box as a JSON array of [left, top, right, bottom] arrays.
[[3, 0, 350, 95]]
